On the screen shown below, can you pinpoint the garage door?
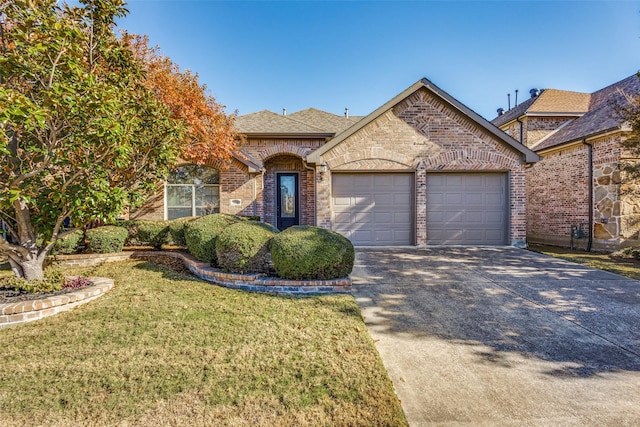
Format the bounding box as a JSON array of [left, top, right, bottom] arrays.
[[332, 173, 413, 246], [426, 173, 507, 245]]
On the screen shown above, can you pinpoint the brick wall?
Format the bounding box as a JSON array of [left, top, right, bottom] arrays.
[[526, 144, 590, 248], [262, 155, 315, 227], [525, 133, 640, 250], [527, 117, 575, 148], [316, 87, 528, 246], [219, 158, 262, 217]]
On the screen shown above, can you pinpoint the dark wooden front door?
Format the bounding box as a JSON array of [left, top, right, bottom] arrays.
[[276, 173, 299, 230]]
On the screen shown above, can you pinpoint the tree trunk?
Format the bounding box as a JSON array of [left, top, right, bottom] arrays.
[[7, 251, 45, 281]]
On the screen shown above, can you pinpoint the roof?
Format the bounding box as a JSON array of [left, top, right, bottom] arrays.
[[531, 74, 640, 151], [308, 78, 540, 164], [234, 108, 362, 137], [287, 108, 362, 133], [234, 110, 327, 135], [491, 89, 590, 128]]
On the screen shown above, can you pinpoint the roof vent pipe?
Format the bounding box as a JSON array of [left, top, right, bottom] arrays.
[[530, 88, 540, 98], [515, 89, 519, 107], [507, 93, 511, 110], [344, 107, 349, 118], [282, 108, 286, 116]]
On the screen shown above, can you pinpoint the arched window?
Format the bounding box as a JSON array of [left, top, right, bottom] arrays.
[[165, 165, 220, 219]]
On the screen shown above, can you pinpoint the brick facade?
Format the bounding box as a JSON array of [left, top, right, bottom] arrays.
[[315, 88, 529, 246], [134, 81, 534, 247]]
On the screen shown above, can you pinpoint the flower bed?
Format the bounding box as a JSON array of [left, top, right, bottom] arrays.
[[0, 277, 114, 328]]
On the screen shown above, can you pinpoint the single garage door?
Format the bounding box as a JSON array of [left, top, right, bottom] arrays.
[[426, 173, 507, 245], [332, 173, 413, 246]]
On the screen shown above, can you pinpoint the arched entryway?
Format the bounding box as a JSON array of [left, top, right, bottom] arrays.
[[263, 155, 315, 230]]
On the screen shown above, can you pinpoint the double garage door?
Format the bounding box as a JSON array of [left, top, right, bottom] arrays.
[[332, 172, 507, 246]]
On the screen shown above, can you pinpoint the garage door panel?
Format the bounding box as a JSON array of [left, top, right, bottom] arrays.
[[332, 173, 413, 246], [427, 173, 507, 245]]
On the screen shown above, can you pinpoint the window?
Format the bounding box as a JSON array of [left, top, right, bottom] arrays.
[[165, 165, 220, 220]]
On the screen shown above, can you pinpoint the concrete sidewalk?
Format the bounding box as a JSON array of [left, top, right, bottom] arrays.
[[352, 247, 640, 426]]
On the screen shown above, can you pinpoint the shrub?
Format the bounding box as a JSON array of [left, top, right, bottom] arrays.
[[85, 226, 128, 254], [215, 221, 279, 274], [168, 216, 198, 246], [2, 266, 65, 294], [270, 226, 354, 280], [184, 214, 245, 264], [50, 229, 84, 255], [135, 220, 170, 249]]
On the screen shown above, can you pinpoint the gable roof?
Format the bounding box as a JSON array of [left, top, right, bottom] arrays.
[[308, 78, 540, 164], [531, 74, 640, 152], [491, 89, 590, 128]]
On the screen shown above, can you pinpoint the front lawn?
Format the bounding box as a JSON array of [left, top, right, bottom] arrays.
[[0, 260, 406, 426], [528, 244, 640, 280]]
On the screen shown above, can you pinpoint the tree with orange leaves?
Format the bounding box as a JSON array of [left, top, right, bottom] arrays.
[[125, 34, 238, 166]]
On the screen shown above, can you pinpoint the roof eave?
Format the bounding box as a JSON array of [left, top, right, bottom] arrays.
[[241, 132, 335, 139], [535, 126, 625, 154]]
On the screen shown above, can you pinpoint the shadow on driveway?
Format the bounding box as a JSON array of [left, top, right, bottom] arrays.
[[353, 247, 640, 425]]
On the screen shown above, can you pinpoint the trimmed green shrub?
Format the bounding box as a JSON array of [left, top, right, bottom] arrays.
[[114, 220, 169, 248], [135, 220, 170, 249], [50, 229, 84, 255], [184, 214, 245, 264], [270, 225, 354, 280], [168, 216, 198, 246], [215, 221, 279, 274], [85, 226, 128, 254]]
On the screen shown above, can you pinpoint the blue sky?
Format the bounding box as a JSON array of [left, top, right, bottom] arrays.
[[115, 1, 640, 120]]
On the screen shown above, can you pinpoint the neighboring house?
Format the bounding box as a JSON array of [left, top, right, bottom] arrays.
[[135, 78, 539, 247], [492, 73, 640, 250]]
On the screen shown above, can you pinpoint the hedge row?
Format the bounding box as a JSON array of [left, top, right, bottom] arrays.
[[50, 214, 355, 280]]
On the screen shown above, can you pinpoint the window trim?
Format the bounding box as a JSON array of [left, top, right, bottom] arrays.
[[164, 165, 220, 220]]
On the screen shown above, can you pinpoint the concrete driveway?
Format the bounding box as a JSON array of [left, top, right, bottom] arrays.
[[352, 247, 640, 426]]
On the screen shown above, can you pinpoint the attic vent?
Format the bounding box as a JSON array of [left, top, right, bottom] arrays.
[[497, 108, 505, 116], [530, 88, 540, 98]]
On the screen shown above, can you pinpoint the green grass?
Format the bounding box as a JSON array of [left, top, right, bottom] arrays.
[[0, 260, 406, 426], [528, 244, 640, 280]]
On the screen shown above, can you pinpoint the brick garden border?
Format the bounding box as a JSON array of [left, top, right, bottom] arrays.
[[0, 277, 114, 328], [50, 251, 352, 295]]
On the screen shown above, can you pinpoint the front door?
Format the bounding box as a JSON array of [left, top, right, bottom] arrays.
[[276, 173, 299, 230]]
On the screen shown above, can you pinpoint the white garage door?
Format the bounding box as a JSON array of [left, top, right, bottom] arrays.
[[426, 173, 508, 245], [332, 173, 413, 246]]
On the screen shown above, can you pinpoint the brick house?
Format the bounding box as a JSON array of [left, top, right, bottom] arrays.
[[135, 78, 539, 247], [492, 74, 640, 250]]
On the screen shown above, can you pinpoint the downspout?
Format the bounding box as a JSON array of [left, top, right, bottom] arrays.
[[583, 139, 593, 252]]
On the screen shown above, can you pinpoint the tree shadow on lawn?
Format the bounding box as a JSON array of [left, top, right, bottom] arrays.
[[352, 247, 640, 378]]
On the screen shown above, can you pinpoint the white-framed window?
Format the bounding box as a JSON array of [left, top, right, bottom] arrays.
[[165, 165, 220, 220]]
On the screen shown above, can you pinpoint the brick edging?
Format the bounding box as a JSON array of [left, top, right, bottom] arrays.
[[0, 277, 114, 328], [131, 251, 352, 295]]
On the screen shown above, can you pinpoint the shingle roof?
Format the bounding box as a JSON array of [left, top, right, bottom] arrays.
[[287, 108, 362, 133], [235, 108, 362, 135], [532, 74, 640, 151], [491, 89, 590, 128], [234, 110, 326, 134]]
